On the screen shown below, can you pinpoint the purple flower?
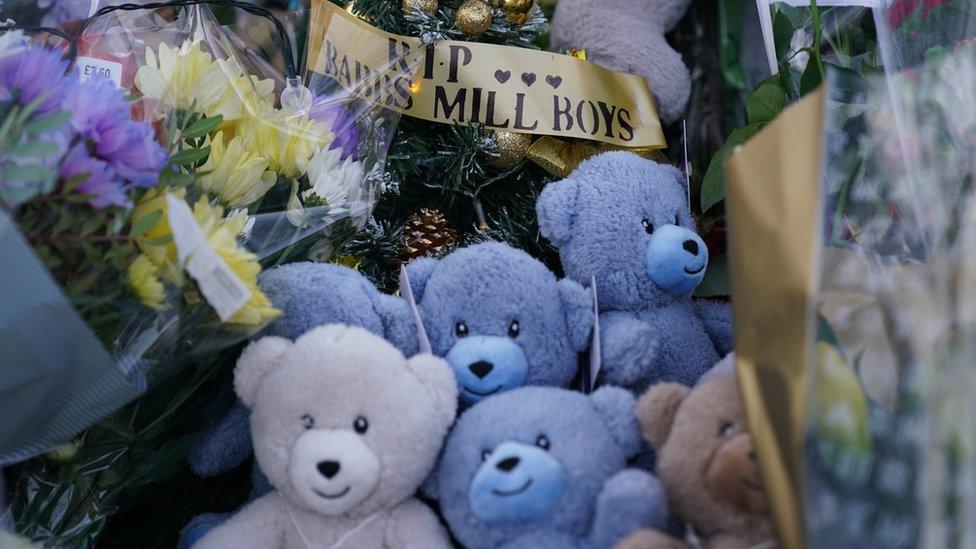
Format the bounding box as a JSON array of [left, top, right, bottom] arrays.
[[38, 0, 91, 28], [64, 77, 166, 192], [309, 96, 361, 160], [0, 45, 71, 115], [60, 143, 128, 208]]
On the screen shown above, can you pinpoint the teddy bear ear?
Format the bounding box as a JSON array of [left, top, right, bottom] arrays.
[[405, 354, 459, 430], [590, 386, 642, 457], [536, 178, 579, 247], [557, 279, 595, 352], [635, 382, 691, 451], [404, 256, 439, 302], [234, 336, 293, 407]]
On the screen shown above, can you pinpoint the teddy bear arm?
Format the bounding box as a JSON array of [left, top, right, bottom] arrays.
[[588, 469, 669, 549], [187, 400, 253, 477], [500, 530, 580, 549], [615, 528, 691, 549], [599, 312, 661, 388], [193, 493, 286, 549], [692, 299, 734, 356], [383, 498, 452, 549]]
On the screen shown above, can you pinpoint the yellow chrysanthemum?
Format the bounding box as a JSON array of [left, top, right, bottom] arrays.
[[231, 99, 333, 179], [197, 132, 277, 209], [132, 187, 186, 266], [134, 41, 275, 122], [128, 254, 167, 311], [190, 198, 281, 326]]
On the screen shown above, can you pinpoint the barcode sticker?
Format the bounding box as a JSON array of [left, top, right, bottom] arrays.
[[77, 56, 123, 88], [166, 194, 251, 322]]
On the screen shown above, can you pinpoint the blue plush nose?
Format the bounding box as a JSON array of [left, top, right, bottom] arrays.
[[469, 441, 568, 524], [446, 336, 529, 405], [645, 224, 708, 296]]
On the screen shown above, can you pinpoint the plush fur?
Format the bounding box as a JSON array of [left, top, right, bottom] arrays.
[[550, 0, 692, 123], [406, 242, 593, 405], [537, 152, 732, 394], [431, 386, 668, 548], [195, 325, 456, 549], [617, 355, 775, 549]]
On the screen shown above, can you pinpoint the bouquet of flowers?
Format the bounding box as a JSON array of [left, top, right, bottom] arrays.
[[0, 1, 403, 466]]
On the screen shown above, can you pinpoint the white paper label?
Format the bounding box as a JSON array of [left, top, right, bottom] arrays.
[[77, 57, 123, 89], [166, 194, 252, 322], [399, 267, 433, 354], [587, 277, 602, 394]]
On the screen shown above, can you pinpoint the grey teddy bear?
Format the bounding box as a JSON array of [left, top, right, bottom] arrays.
[[536, 152, 732, 393], [550, 0, 692, 123]]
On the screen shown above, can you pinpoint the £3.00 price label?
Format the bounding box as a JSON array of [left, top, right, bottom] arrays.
[[77, 57, 123, 88]]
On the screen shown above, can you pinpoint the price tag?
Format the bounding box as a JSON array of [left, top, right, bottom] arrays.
[[166, 194, 252, 322], [77, 56, 124, 89]]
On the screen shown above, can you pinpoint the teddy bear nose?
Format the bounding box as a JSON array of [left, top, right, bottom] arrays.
[[683, 239, 699, 255], [317, 460, 341, 479], [469, 360, 494, 379], [496, 456, 520, 472]]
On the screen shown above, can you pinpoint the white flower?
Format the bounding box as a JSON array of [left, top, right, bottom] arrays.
[[0, 30, 27, 60], [789, 29, 812, 73], [287, 147, 365, 227]]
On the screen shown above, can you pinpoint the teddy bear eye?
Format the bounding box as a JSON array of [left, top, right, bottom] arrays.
[[642, 219, 654, 235], [719, 422, 734, 438], [508, 320, 520, 338], [536, 435, 551, 450], [302, 415, 315, 429], [481, 449, 492, 461], [354, 416, 369, 434], [456, 322, 469, 338]]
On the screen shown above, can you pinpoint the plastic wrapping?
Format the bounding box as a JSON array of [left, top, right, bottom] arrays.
[[807, 26, 976, 549], [0, 3, 411, 459]]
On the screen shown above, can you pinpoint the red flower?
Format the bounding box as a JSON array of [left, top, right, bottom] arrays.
[[889, 0, 952, 28]]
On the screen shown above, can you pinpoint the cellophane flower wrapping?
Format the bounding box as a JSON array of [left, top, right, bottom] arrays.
[[1, 3, 411, 543], [806, 14, 976, 548]]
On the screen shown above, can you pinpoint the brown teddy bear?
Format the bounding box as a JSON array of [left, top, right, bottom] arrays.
[[617, 355, 776, 549]]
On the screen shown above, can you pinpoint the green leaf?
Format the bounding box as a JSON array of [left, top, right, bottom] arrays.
[[145, 234, 173, 246], [21, 111, 72, 134], [700, 124, 762, 212], [718, 0, 747, 90], [182, 115, 224, 140], [81, 214, 104, 237], [0, 163, 56, 183], [5, 140, 60, 159], [800, 56, 824, 95], [169, 147, 211, 167], [746, 80, 786, 124], [695, 254, 730, 297], [129, 209, 163, 237]]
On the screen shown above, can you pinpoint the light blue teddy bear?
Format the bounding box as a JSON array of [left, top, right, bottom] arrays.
[[537, 152, 733, 393]]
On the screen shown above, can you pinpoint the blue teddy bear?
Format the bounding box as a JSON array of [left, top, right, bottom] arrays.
[[430, 386, 669, 548], [537, 152, 733, 393], [182, 242, 594, 546]]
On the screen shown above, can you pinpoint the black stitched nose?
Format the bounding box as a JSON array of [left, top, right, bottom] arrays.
[[496, 457, 520, 472], [683, 239, 699, 255], [469, 361, 494, 379], [317, 460, 341, 479]]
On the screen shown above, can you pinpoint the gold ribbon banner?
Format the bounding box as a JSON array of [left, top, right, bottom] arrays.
[[306, 0, 666, 149]]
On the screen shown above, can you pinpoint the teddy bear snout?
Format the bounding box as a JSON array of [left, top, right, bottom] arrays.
[[468, 440, 569, 524], [288, 429, 382, 515], [644, 224, 709, 297], [446, 336, 530, 405], [704, 433, 769, 515]]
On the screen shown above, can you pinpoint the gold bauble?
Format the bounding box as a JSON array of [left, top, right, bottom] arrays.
[[486, 130, 533, 169], [497, 0, 534, 26], [402, 0, 438, 14], [454, 0, 492, 36]]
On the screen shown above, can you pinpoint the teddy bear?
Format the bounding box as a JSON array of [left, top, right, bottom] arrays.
[[194, 324, 457, 549], [536, 152, 732, 394], [550, 0, 692, 123], [616, 355, 776, 549], [181, 242, 594, 546], [429, 385, 669, 548]]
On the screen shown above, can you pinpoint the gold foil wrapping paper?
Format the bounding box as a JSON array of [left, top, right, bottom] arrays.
[[725, 88, 827, 549]]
